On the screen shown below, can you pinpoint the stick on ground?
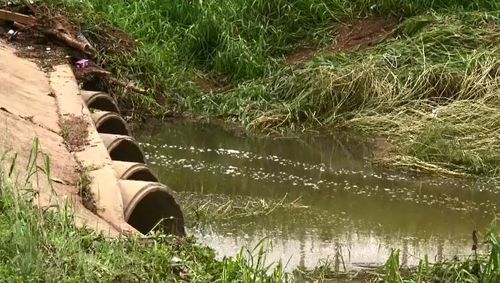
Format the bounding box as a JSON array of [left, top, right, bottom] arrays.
[[0, 9, 36, 26]]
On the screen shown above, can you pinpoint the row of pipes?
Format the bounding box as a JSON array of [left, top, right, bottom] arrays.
[[80, 90, 185, 236]]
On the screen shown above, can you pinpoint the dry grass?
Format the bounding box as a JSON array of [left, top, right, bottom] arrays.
[[59, 114, 89, 152]]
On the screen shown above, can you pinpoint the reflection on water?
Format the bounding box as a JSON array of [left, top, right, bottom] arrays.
[[136, 121, 499, 270]]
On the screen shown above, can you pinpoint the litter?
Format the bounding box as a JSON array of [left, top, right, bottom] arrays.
[[75, 59, 89, 69]]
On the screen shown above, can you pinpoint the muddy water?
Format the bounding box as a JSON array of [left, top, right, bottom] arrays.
[[137, 121, 499, 271]]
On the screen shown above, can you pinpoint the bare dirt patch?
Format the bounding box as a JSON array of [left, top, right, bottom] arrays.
[[284, 18, 400, 65], [334, 18, 400, 52], [59, 114, 89, 152], [194, 76, 230, 93], [285, 47, 316, 65], [87, 25, 137, 57], [8, 33, 69, 70], [1, 3, 138, 87], [0, 4, 77, 69]]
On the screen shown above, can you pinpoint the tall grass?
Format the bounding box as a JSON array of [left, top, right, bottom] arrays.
[[380, 221, 500, 283], [39, 0, 500, 179], [0, 146, 289, 282], [45, 0, 498, 90]]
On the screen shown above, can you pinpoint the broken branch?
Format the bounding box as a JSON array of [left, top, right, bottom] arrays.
[[0, 9, 36, 26], [109, 77, 148, 94], [42, 22, 96, 57], [81, 67, 148, 95]]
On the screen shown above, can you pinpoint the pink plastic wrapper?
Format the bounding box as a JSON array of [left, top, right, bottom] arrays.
[[75, 59, 89, 69]]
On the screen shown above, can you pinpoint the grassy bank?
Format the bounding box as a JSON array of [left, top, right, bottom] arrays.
[[0, 160, 291, 282], [1, 163, 499, 282], [35, 0, 500, 181]]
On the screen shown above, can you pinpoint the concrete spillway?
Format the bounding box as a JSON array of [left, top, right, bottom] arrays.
[[80, 83, 185, 236], [0, 39, 185, 236]]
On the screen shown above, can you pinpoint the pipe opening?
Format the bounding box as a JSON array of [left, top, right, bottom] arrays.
[[94, 114, 130, 135], [127, 189, 185, 235], [88, 97, 120, 113], [113, 161, 158, 182], [109, 139, 144, 163], [101, 134, 145, 163], [81, 77, 107, 91], [81, 91, 119, 113], [127, 169, 158, 182]]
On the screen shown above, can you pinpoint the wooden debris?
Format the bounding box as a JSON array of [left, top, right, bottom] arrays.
[[109, 77, 148, 94], [0, 9, 36, 26], [1, 6, 148, 95], [13, 21, 28, 30], [42, 22, 96, 57], [82, 67, 148, 94]]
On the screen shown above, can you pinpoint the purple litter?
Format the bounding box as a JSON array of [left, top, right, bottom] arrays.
[[76, 59, 89, 68]]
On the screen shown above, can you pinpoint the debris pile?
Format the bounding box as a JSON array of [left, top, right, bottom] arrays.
[[0, 1, 146, 94]]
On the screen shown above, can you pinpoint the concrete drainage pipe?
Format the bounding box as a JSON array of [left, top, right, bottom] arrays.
[[100, 133, 145, 163], [79, 88, 185, 236], [81, 90, 120, 113], [119, 180, 186, 236], [112, 161, 158, 182], [91, 111, 131, 136]]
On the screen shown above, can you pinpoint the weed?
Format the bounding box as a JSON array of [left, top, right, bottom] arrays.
[[59, 114, 89, 152], [0, 150, 293, 282], [179, 192, 305, 226], [384, 250, 404, 282], [76, 166, 96, 213]]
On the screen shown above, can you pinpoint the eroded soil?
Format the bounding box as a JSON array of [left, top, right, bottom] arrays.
[[334, 18, 400, 51], [286, 18, 400, 65]]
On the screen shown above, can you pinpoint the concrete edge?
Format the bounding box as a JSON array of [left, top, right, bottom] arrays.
[[48, 64, 137, 236]]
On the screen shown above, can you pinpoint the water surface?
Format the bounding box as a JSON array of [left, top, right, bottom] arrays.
[[137, 121, 499, 271]]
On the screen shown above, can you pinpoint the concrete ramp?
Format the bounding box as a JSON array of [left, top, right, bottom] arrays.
[[0, 39, 185, 236], [0, 40, 121, 236]]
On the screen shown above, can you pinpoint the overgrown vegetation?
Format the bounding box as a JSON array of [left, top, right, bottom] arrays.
[[0, 139, 498, 281], [1, 155, 499, 282], [379, 230, 500, 283], [2, 1, 499, 281], [35, 0, 500, 181], [292, 223, 500, 282], [179, 192, 306, 225], [0, 154, 292, 282]]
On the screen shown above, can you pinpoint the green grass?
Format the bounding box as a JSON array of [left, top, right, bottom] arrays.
[[0, 153, 291, 282], [2, 155, 498, 282], [378, 224, 500, 283], [294, 222, 500, 282], [36, 0, 500, 181], [0, 154, 499, 282]]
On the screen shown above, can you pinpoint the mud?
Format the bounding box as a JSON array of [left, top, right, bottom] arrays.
[[285, 18, 400, 65], [285, 47, 316, 65], [334, 18, 400, 51]]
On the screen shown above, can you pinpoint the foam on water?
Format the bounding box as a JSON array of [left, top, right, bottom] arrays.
[[137, 122, 499, 270]]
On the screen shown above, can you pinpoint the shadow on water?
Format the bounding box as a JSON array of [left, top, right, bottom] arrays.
[[136, 121, 499, 271]]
